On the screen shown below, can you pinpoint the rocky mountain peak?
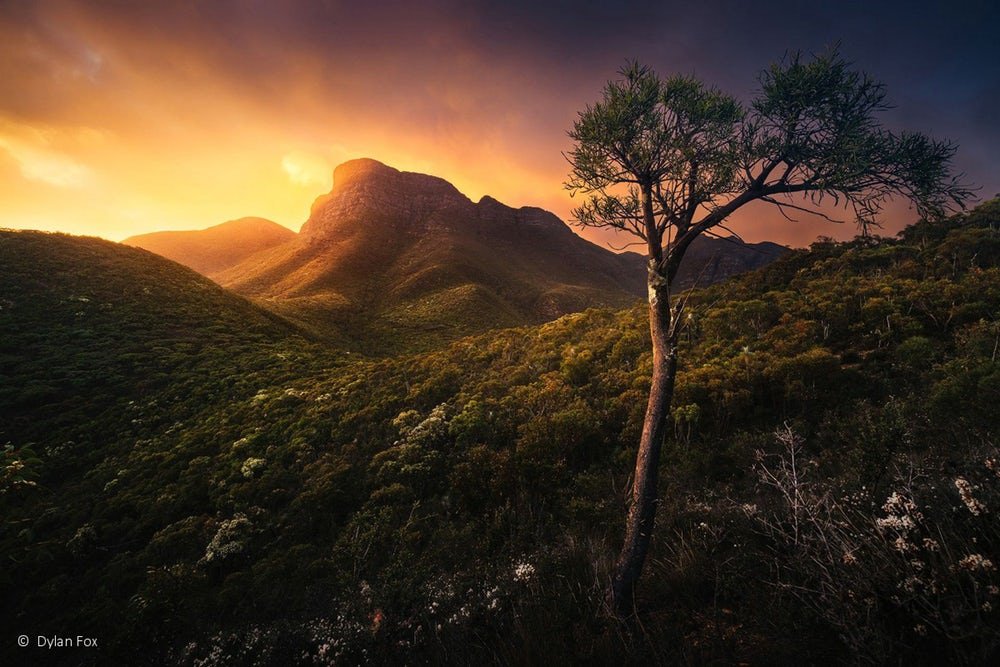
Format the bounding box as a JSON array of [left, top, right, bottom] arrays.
[[301, 159, 472, 239], [330, 157, 395, 185]]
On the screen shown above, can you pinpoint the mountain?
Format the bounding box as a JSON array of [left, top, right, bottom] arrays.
[[118, 160, 787, 353], [672, 235, 788, 288], [123, 217, 295, 277], [210, 159, 786, 352], [208, 159, 643, 351], [115, 159, 787, 354]]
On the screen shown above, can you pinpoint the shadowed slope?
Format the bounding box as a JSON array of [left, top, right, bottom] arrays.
[[0, 230, 318, 446], [3, 202, 998, 665]]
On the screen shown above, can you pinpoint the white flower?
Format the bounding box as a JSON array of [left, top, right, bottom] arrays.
[[882, 491, 917, 515], [876, 514, 915, 531], [893, 536, 914, 553], [955, 477, 987, 515], [513, 561, 536, 583], [956, 553, 995, 572], [985, 458, 1000, 478]]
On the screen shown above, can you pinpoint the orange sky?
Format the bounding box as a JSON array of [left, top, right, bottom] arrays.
[[1, 1, 995, 250]]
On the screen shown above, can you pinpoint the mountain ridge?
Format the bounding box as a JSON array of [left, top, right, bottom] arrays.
[[122, 159, 788, 353], [212, 159, 650, 352], [124, 217, 295, 277]]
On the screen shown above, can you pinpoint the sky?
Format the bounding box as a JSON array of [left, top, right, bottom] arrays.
[[0, 0, 998, 248]]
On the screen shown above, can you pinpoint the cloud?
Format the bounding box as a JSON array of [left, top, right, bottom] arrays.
[[0, 123, 94, 188], [281, 151, 331, 188], [0, 1, 995, 245]]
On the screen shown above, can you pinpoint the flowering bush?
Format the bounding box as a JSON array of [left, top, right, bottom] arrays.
[[754, 426, 1000, 663], [0, 443, 40, 495], [202, 514, 254, 564], [240, 457, 266, 479]]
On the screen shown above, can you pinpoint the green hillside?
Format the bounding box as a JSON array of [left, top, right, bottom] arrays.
[[0, 231, 333, 447], [3, 202, 1000, 664]]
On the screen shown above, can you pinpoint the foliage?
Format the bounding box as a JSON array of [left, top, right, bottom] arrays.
[[565, 49, 973, 618], [567, 50, 972, 249], [1, 201, 1000, 663], [754, 426, 1000, 664]]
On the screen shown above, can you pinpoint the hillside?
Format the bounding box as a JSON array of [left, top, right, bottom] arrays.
[[210, 159, 645, 352], [125, 159, 784, 354], [0, 230, 337, 465], [3, 202, 998, 664], [123, 217, 295, 277]]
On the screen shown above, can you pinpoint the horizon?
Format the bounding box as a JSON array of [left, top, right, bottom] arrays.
[[1, 0, 998, 249]]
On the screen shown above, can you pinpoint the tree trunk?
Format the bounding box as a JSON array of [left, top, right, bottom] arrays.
[[609, 268, 678, 621]]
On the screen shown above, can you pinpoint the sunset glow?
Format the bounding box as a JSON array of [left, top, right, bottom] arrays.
[[1, 1, 997, 247]]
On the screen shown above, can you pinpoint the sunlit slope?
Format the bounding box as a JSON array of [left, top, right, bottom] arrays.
[[214, 159, 647, 352], [123, 217, 295, 277]]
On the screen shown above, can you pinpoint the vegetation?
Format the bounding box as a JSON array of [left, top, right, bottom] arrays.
[[2, 199, 999, 664], [210, 159, 646, 356], [565, 50, 972, 618]]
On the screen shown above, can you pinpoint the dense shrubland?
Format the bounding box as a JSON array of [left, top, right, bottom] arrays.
[[2, 202, 999, 664]]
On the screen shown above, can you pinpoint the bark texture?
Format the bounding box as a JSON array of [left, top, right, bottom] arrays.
[[608, 186, 681, 620]]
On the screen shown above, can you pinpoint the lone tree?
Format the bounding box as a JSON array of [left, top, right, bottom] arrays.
[[565, 50, 972, 620]]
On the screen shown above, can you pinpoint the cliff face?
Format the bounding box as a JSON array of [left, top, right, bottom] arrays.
[[300, 159, 474, 239], [208, 160, 646, 351]]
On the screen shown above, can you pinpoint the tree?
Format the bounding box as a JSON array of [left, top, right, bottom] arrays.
[[565, 51, 973, 621]]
